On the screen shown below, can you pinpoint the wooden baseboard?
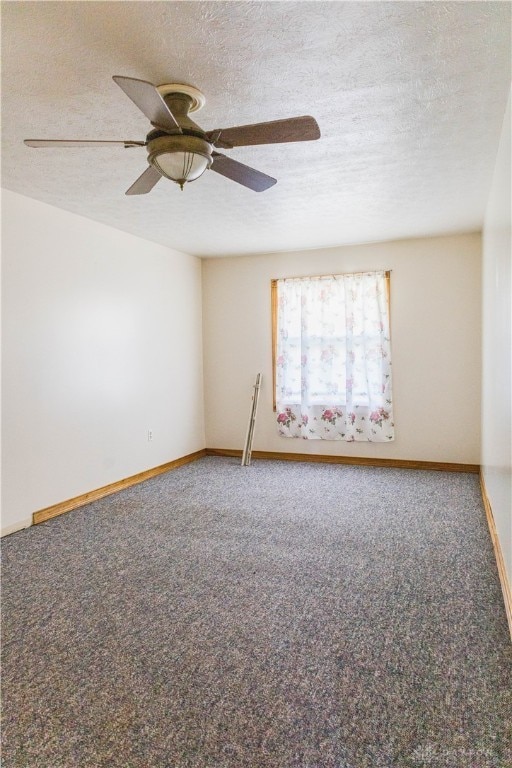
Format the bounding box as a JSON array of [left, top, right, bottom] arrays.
[[480, 472, 512, 641], [33, 449, 207, 525], [31, 445, 480, 517], [205, 448, 479, 473]]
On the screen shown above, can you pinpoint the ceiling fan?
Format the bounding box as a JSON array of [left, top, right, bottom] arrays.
[[24, 76, 321, 194]]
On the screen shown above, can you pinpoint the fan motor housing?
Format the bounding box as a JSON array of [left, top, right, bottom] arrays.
[[147, 134, 213, 162]]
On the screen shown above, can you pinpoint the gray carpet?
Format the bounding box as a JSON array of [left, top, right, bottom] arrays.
[[2, 457, 511, 768]]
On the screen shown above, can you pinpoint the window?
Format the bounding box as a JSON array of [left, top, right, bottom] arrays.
[[271, 271, 394, 442]]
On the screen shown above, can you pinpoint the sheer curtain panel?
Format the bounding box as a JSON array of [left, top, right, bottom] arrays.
[[275, 271, 394, 441]]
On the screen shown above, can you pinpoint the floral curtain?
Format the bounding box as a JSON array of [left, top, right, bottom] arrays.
[[275, 271, 394, 441]]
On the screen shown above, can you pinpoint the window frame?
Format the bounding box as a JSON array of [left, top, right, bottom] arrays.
[[271, 270, 391, 412]]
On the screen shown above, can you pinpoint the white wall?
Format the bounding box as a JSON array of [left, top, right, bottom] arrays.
[[1, 189, 205, 535], [203, 233, 481, 464], [482, 89, 512, 588]]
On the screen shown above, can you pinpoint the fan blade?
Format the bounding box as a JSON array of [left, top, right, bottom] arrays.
[[207, 116, 320, 148], [210, 153, 276, 192], [113, 76, 181, 133], [125, 165, 162, 195], [24, 139, 145, 148]]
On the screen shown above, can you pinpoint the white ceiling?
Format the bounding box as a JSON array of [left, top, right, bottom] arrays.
[[2, 1, 510, 258]]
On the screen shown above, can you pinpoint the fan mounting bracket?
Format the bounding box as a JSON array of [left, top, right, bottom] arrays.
[[156, 83, 205, 113]]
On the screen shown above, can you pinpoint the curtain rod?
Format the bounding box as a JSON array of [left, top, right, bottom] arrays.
[[271, 270, 391, 283]]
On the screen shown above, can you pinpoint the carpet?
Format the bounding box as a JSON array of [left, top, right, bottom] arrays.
[[2, 457, 511, 767]]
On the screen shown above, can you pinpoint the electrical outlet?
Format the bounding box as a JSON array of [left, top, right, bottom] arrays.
[[147, 430, 153, 441]]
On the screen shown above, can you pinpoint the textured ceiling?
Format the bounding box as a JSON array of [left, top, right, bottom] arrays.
[[2, 1, 510, 258]]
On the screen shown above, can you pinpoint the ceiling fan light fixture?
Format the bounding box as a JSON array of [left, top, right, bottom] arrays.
[[24, 75, 321, 195], [154, 151, 209, 188], [147, 135, 212, 189]]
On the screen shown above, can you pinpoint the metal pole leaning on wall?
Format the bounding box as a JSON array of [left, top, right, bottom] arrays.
[[241, 374, 262, 466]]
